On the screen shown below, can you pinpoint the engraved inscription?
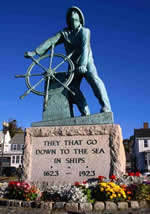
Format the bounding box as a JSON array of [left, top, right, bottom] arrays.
[[31, 135, 110, 183]]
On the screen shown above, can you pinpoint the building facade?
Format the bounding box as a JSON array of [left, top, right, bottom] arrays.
[[5, 133, 24, 168], [0, 130, 24, 168], [132, 122, 150, 172]]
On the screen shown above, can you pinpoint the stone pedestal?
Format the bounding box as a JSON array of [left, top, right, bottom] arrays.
[[23, 124, 125, 186]]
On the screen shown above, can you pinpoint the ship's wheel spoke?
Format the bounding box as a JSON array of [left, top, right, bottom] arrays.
[[51, 74, 75, 95], [30, 56, 48, 73], [44, 76, 51, 110], [53, 51, 75, 71], [15, 72, 45, 78], [20, 77, 45, 99]]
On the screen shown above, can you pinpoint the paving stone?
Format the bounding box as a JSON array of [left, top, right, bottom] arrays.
[[21, 201, 31, 208], [65, 202, 78, 211], [0, 199, 9, 206], [53, 202, 65, 209], [139, 201, 150, 208], [105, 201, 117, 210], [129, 200, 140, 209], [43, 202, 53, 210], [79, 202, 93, 211], [8, 200, 14, 207], [94, 201, 105, 211], [38, 201, 45, 209], [51, 211, 68, 214], [30, 201, 41, 208], [13, 200, 22, 207], [117, 201, 128, 210]]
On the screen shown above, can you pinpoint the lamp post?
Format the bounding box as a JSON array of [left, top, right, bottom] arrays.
[[0, 122, 9, 175]]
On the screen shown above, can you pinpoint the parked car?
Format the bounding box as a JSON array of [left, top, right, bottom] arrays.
[[2, 167, 17, 176]]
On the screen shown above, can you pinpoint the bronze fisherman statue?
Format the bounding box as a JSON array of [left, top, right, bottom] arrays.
[[25, 6, 112, 116]]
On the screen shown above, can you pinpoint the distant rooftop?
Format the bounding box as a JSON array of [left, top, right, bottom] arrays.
[[134, 122, 150, 138], [9, 133, 25, 145], [134, 128, 150, 138]]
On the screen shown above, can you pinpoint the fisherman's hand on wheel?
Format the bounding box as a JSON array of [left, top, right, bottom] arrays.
[[24, 51, 36, 58], [77, 65, 87, 74]]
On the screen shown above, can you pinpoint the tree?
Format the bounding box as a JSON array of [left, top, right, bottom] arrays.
[[8, 119, 24, 138]]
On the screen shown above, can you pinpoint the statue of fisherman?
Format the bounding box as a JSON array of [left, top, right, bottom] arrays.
[[25, 6, 112, 116]]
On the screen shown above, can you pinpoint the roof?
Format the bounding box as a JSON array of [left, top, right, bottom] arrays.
[[134, 129, 150, 138], [9, 133, 25, 145]]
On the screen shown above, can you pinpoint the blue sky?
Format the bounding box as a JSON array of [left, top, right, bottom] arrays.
[[0, 0, 150, 139]]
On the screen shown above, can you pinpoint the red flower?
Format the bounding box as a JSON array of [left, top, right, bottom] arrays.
[[135, 172, 140, 177], [16, 182, 21, 187], [128, 172, 134, 176], [74, 182, 80, 186], [98, 176, 105, 181], [109, 174, 116, 180], [83, 181, 87, 184], [8, 181, 16, 187]]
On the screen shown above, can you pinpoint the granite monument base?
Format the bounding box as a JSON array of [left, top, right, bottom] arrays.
[[23, 124, 125, 186]]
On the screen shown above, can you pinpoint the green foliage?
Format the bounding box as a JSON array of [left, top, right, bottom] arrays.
[[82, 188, 95, 203], [134, 184, 150, 201], [8, 119, 24, 138]]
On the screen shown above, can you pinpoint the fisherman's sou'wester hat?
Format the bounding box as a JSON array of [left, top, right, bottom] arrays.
[[66, 6, 85, 27]]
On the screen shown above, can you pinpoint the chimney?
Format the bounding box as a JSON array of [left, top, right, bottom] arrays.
[[143, 122, 149, 129]]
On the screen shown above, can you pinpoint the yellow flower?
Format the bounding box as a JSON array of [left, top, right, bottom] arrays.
[[112, 194, 117, 198], [100, 183, 107, 187], [106, 187, 110, 192], [110, 195, 113, 199], [109, 182, 115, 187], [123, 193, 127, 199], [100, 187, 104, 192]]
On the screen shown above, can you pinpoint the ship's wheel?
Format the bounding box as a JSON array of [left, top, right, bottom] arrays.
[[15, 46, 75, 109]]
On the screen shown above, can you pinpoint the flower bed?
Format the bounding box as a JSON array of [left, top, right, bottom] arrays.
[[1, 172, 150, 203]]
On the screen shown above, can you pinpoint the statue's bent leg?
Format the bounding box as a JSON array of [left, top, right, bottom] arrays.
[[69, 72, 90, 116], [85, 62, 112, 112], [69, 87, 90, 116]]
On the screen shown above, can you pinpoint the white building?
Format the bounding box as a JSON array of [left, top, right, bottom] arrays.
[[0, 129, 24, 168], [0, 130, 11, 153], [132, 122, 150, 172], [0, 129, 11, 167], [8, 133, 24, 168]]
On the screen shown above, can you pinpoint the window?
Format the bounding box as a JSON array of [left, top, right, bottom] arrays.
[[21, 144, 24, 150], [12, 144, 17, 150], [12, 156, 15, 164], [17, 144, 21, 150], [2, 157, 10, 163], [144, 140, 148, 148], [16, 156, 20, 164]]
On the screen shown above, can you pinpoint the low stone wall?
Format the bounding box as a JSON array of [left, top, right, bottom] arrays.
[[0, 199, 150, 213]]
